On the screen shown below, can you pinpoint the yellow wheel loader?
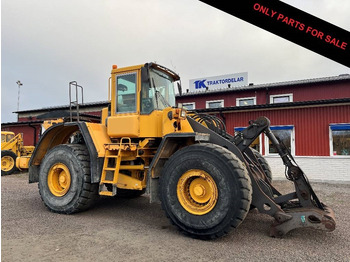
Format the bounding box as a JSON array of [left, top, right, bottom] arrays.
[[28, 63, 335, 238], [1, 131, 35, 175]]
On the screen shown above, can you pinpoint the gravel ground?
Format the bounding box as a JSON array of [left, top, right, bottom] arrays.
[[2, 172, 350, 262]]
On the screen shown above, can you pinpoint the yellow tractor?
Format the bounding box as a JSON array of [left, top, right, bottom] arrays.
[[1, 131, 35, 175], [28, 63, 335, 238]]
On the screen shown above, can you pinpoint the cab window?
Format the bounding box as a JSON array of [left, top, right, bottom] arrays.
[[6, 134, 14, 142], [116, 72, 137, 113], [141, 80, 154, 114]]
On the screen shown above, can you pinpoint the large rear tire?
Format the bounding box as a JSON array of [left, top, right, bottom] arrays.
[[39, 144, 99, 214], [160, 143, 252, 239], [1, 150, 18, 176]]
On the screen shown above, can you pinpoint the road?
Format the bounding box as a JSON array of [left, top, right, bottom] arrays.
[[2, 172, 350, 262]]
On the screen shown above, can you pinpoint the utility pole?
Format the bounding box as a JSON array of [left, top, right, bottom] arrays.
[[16, 80, 23, 111]]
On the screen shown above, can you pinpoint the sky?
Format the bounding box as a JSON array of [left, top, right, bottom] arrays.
[[1, 0, 349, 123]]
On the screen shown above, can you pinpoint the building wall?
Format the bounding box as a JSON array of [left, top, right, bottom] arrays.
[[1, 124, 41, 146], [178, 80, 350, 108], [217, 104, 350, 182], [269, 81, 350, 102], [224, 104, 350, 156], [266, 156, 350, 182], [18, 110, 103, 122]]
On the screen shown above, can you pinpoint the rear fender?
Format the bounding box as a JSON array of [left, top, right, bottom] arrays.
[[29, 122, 109, 184]]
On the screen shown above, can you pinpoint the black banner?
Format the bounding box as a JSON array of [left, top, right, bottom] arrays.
[[199, 0, 350, 67]]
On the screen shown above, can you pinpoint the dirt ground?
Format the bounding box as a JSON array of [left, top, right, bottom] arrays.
[[2, 172, 350, 262]]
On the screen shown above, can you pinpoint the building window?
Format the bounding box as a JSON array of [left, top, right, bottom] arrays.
[[234, 127, 262, 153], [206, 100, 224, 109], [183, 102, 195, 110], [330, 124, 350, 156], [116, 72, 137, 113], [265, 126, 295, 155], [236, 97, 256, 106], [270, 94, 293, 104]]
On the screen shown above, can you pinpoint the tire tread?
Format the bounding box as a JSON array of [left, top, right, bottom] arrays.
[[39, 144, 99, 214], [160, 143, 252, 239]]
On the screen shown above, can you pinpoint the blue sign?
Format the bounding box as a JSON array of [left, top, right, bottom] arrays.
[[189, 72, 248, 92], [194, 79, 207, 89]]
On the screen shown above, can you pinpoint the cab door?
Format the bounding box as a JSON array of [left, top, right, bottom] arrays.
[[107, 69, 140, 138]]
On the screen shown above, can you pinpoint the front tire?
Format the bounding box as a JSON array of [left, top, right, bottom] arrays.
[[160, 143, 252, 239], [39, 144, 99, 214], [251, 148, 272, 182], [1, 150, 18, 176]]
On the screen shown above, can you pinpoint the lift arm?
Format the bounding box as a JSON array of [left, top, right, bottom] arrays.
[[232, 116, 336, 236]]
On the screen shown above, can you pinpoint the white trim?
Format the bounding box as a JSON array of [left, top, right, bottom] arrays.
[[329, 124, 350, 157], [329, 126, 333, 157], [270, 93, 293, 104], [182, 102, 196, 110], [236, 96, 256, 106], [206, 99, 224, 109], [265, 126, 295, 156]]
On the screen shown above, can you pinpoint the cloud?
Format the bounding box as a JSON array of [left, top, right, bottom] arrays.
[[2, 0, 349, 123]]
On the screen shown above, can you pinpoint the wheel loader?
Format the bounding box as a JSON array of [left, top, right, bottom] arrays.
[[1, 131, 35, 175], [28, 63, 335, 239]]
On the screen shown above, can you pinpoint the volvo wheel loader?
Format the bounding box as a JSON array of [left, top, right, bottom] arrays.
[[28, 63, 335, 239], [1, 131, 35, 175]]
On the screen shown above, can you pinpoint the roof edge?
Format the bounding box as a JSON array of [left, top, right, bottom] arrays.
[[192, 98, 350, 113]]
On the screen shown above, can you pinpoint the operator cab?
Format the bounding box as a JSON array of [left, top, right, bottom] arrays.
[[140, 64, 178, 114], [114, 63, 179, 115], [106, 63, 184, 138], [1, 132, 15, 143]]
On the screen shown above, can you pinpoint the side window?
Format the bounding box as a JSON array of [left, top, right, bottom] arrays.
[[140, 80, 154, 114], [116, 72, 137, 113], [265, 126, 295, 155], [1, 134, 5, 143], [236, 97, 256, 106], [206, 100, 224, 109], [330, 124, 350, 156], [183, 102, 196, 110], [270, 94, 293, 104]]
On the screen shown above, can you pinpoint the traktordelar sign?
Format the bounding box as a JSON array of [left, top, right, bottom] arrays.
[[189, 72, 248, 92]]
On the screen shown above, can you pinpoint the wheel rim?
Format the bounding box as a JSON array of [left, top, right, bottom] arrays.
[[177, 169, 218, 215], [1, 156, 15, 172], [47, 163, 71, 197]]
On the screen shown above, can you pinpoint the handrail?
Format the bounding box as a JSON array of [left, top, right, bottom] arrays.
[[69, 81, 84, 122]]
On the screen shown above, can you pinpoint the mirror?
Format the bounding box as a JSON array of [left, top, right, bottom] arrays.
[[177, 82, 182, 96]]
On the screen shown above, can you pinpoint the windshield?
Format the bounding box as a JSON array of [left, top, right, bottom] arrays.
[[141, 68, 176, 114]]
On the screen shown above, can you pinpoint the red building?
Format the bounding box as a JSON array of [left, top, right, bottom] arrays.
[[177, 74, 350, 182], [1, 102, 108, 146]]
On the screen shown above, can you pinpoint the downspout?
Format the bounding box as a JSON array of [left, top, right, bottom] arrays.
[[266, 87, 270, 104], [28, 123, 38, 146], [219, 110, 226, 125]]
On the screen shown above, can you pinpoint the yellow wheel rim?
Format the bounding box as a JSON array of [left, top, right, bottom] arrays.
[[177, 169, 218, 215], [1, 156, 15, 172], [47, 163, 71, 197]]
